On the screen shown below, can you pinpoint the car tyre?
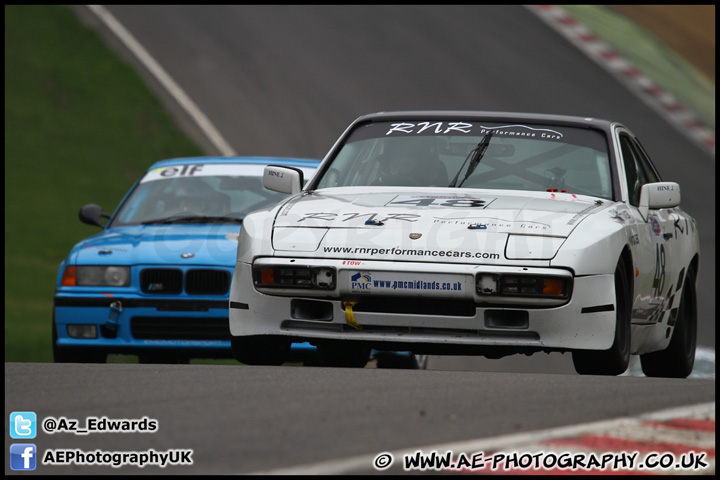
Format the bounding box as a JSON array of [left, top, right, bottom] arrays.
[[231, 335, 289, 366], [317, 341, 370, 368], [639, 266, 697, 378], [572, 256, 631, 375]]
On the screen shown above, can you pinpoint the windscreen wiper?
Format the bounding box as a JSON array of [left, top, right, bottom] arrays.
[[190, 215, 244, 224], [141, 215, 243, 225], [448, 131, 493, 188]]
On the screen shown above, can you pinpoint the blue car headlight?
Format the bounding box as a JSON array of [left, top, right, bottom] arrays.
[[74, 266, 131, 287]]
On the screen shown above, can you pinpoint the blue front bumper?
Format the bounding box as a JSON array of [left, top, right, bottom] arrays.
[[53, 293, 316, 359]]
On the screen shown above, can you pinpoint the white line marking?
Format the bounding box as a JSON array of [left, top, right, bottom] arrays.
[[86, 5, 237, 156]]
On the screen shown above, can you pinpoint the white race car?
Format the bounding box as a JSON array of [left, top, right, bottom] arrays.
[[229, 111, 700, 377]]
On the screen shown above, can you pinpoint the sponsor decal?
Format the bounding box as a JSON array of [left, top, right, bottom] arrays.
[[382, 122, 563, 141], [326, 245, 500, 260], [298, 212, 420, 223], [670, 212, 693, 237], [433, 217, 550, 231], [649, 215, 661, 236], [385, 122, 473, 135], [567, 202, 603, 225], [478, 124, 563, 139], [354, 120, 607, 151], [350, 272, 372, 291], [278, 193, 305, 217], [348, 271, 464, 295], [608, 209, 632, 223], [154, 164, 203, 177], [142, 164, 206, 182], [141, 164, 302, 184]]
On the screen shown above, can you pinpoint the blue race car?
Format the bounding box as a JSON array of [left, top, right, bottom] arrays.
[[53, 156, 319, 363]]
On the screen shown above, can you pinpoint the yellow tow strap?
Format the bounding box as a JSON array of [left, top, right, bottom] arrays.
[[344, 302, 362, 331]]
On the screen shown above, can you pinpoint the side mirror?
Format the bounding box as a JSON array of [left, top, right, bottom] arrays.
[[638, 182, 681, 220], [263, 165, 304, 195], [79, 204, 110, 228]]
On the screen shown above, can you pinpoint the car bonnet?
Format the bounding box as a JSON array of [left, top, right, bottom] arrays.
[[271, 188, 609, 261], [72, 224, 242, 267]]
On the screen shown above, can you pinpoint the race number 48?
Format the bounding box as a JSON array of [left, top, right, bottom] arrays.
[[388, 197, 491, 208]]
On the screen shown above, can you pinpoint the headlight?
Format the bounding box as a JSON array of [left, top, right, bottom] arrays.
[[505, 235, 565, 260], [477, 273, 571, 299], [76, 266, 131, 287], [253, 266, 336, 290]]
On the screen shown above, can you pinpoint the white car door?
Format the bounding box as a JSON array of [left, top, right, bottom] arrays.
[[617, 131, 676, 326]]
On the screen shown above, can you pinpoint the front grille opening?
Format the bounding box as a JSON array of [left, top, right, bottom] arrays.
[[100, 325, 118, 339], [281, 320, 541, 343], [484, 309, 529, 329], [131, 317, 231, 340], [291, 299, 334, 321], [141, 269, 183, 294], [353, 297, 476, 317], [186, 269, 231, 295]]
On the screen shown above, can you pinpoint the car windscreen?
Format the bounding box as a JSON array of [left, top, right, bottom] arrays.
[[110, 164, 305, 226], [314, 121, 613, 199]]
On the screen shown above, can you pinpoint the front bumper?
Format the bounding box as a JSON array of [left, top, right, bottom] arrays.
[[229, 259, 618, 353], [53, 294, 316, 358], [54, 294, 232, 356]]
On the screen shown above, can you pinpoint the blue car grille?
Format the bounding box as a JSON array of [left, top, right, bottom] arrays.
[[185, 269, 231, 295], [140, 268, 230, 295]]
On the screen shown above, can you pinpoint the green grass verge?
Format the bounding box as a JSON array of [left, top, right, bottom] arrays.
[[5, 5, 204, 362]]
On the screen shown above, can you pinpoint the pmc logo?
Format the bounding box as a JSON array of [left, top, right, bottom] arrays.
[[351, 272, 371, 290]]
